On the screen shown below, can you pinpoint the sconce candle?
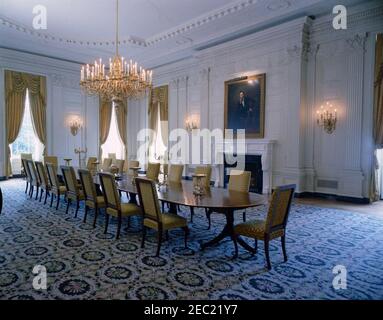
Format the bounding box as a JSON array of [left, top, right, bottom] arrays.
[[67, 115, 83, 136], [185, 114, 199, 132], [316, 102, 337, 134]]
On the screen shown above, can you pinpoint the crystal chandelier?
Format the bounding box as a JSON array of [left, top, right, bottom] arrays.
[[80, 0, 152, 102]]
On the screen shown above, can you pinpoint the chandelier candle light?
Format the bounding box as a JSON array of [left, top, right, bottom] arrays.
[[316, 101, 337, 134], [80, 0, 153, 101]]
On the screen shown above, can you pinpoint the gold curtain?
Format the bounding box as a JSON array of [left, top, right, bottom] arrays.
[[4, 70, 28, 177], [99, 98, 113, 160], [26, 74, 47, 156], [148, 85, 168, 159], [371, 34, 383, 202], [115, 99, 128, 161]]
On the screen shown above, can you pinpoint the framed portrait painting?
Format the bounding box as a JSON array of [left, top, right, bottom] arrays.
[[224, 74, 266, 138]]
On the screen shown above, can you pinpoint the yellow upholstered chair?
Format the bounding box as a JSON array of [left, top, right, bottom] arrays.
[[108, 153, 117, 164], [190, 165, 212, 222], [99, 173, 142, 239], [135, 177, 189, 256], [21, 158, 32, 195], [46, 163, 66, 210], [101, 158, 112, 172], [35, 161, 50, 204], [146, 162, 161, 181], [61, 166, 84, 217], [86, 157, 98, 172], [168, 164, 184, 183], [206, 169, 251, 229], [26, 160, 40, 200], [115, 159, 125, 174], [44, 156, 58, 167], [78, 169, 106, 227], [20, 153, 32, 180], [233, 184, 296, 270]]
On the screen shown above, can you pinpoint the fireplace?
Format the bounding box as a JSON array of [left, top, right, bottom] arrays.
[[224, 154, 263, 194]]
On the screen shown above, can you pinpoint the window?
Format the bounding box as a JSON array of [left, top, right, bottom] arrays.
[[149, 103, 167, 161], [101, 103, 125, 160], [10, 89, 44, 174]]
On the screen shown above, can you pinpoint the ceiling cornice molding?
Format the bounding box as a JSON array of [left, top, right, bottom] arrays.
[[145, 0, 258, 45]]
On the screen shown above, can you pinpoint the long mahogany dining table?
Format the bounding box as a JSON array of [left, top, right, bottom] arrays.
[[58, 169, 267, 251], [117, 175, 267, 251]]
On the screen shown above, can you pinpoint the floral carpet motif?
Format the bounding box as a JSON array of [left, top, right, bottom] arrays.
[[0, 179, 382, 300]]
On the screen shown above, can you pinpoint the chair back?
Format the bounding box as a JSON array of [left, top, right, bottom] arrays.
[[46, 163, 60, 191], [86, 157, 98, 171], [20, 153, 32, 160], [146, 162, 161, 180], [135, 178, 161, 223], [27, 160, 39, 185], [21, 159, 32, 182], [195, 166, 212, 188], [99, 173, 121, 211], [61, 166, 80, 197], [228, 170, 251, 192], [265, 185, 296, 233], [101, 158, 112, 171], [129, 160, 139, 168], [44, 156, 58, 166], [168, 164, 184, 183], [115, 159, 125, 174], [108, 153, 117, 164], [35, 161, 49, 188], [78, 169, 98, 202]]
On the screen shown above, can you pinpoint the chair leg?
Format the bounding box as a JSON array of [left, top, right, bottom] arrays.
[[264, 237, 271, 270], [206, 209, 212, 230], [39, 189, 43, 202], [25, 182, 29, 194], [165, 230, 169, 241], [56, 194, 60, 210], [66, 198, 71, 214], [141, 226, 147, 248], [182, 226, 189, 248], [74, 200, 80, 217], [243, 211, 246, 222], [104, 214, 110, 234], [35, 186, 39, 200], [50, 193, 54, 207], [161, 201, 165, 213], [44, 191, 49, 205], [83, 205, 88, 223], [281, 235, 287, 262], [156, 228, 163, 257], [93, 207, 98, 228], [190, 207, 194, 223], [116, 215, 122, 239], [29, 186, 34, 199]]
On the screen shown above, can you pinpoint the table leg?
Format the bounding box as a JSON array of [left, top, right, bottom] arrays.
[[128, 192, 137, 204], [200, 209, 234, 250], [167, 202, 178, 214]]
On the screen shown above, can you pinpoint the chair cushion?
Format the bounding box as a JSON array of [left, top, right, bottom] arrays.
[[144, 213, 187, 231], [234, 219, 284, 240], [59, 186, 67, 193], [86, 196, 106, 208], [106, 203, 141, 217]]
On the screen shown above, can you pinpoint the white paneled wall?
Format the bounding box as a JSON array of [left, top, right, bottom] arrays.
[[127, 4, 383, 199]]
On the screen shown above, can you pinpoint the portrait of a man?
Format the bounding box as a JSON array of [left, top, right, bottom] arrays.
[[225, 74, 265, 138]]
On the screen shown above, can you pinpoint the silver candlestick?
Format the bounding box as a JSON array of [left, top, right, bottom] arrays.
[[74, 147, 87, 168]]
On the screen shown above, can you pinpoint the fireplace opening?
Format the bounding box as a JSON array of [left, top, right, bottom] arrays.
[[224, 154, 263, 194]]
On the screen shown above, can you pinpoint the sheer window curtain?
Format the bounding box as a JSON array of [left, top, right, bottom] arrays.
[[371, 34, 383, 202], [114, 99, 128, 162]]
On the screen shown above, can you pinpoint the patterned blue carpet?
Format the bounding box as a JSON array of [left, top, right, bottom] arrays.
[[0, 179, 382, 300]]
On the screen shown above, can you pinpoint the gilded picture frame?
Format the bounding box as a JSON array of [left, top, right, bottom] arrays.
[[224, 74, 266, 139]]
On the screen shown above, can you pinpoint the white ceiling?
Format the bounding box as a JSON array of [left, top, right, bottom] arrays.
[[0, 0, 367, 68]]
